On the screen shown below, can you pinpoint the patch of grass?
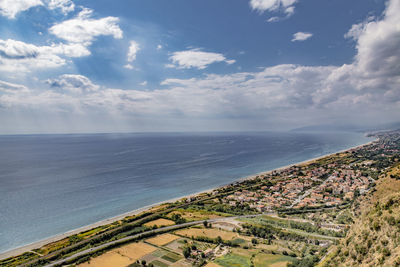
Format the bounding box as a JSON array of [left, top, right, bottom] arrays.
[[77, 225, 109, 239], [150, 260, 169, 267], [232, 238, 246, 245], [0, 252, 39, 267], [254, 253, 295, 267], [161, 253, 181, 262], [215, 253, 252, 267], [151, 249, 165, 257]]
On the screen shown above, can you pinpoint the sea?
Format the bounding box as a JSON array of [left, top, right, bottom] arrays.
[[0, 131, 373, 253]]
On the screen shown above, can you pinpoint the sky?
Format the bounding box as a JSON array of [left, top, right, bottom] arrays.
[[0, 0, 399, 133]]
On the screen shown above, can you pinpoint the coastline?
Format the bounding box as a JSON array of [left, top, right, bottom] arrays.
[[0, 138, 376, 260]]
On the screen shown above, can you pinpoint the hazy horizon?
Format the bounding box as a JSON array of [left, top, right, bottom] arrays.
[[0, 0, 399, 133]]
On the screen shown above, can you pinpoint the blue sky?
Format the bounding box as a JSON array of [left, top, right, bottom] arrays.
[[0, 0, 398, 133]]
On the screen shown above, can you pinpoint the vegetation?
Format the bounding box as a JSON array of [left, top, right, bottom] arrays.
[[325, 165, 400, 266]]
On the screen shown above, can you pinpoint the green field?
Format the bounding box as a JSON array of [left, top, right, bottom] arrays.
[[161, 252, 181, 263], [215, 253, 252, 267], [150, 260, 169, 267]]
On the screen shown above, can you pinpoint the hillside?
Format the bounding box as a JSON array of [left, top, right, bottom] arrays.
[[324, 164, 400, 266]]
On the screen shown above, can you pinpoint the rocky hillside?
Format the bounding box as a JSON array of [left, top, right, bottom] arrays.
[[324, 164, 400, 266]]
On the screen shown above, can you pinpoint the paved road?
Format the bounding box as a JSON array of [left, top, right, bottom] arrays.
[[43, 215, 260, 267], [21, 183, 265, 267], [41, 212, 341, 267]]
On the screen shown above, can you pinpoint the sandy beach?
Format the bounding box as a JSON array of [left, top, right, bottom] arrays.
[[0, 139, 376, 260]]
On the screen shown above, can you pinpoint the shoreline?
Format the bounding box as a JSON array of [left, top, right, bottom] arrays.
[[0, 138, 376, 260]]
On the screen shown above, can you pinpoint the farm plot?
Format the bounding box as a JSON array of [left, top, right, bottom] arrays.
[[146, 233, 181, 246], [79, 242, 156, 267], [175, 228, 239, 241], [144, 218, 175, 228]]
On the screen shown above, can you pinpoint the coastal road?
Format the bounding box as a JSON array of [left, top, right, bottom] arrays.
[[42, 212, 341, 267], [20, 180, 269, 267], [43, 215, 260, 267]]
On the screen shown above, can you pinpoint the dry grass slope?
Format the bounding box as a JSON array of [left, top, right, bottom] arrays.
[[324, 165, 400, 267]]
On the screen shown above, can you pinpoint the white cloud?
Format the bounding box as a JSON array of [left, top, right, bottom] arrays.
[[124, 64, 134, 70], [45, 74, 99, 94], [0, 38, 90, 72], [169, 49, 235, 69], [0, 80, 30, 93], [49, 8, 123, 45], [127, 41, 140, 62], [140, 81, 147, 86], [1, 0, 400, 133], [157, 44, 162, 50], [47, 0, 74, 14], [250, 0, 297, 16], [350, 0, 400, 89], [267, 16, 280, 22], [47, 42, 90, 58], [292, 32, 313, 42], [344, 16, 375, 41], [0, 0, 43, 19]]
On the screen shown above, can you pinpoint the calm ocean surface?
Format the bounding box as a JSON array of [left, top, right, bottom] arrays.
[[0, 131, 372, 253]]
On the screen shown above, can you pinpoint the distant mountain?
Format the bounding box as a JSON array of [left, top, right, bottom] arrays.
[[291, 122, 400, 133]]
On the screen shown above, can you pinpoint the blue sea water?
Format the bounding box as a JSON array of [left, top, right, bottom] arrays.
[[0, 131, 372, 253]]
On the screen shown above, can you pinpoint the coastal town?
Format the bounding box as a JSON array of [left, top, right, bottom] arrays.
[[220, 158, 373, 212], [1, 130, 400, 267]]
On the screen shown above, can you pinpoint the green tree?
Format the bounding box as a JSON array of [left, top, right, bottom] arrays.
[[183, 246, 191, 258]]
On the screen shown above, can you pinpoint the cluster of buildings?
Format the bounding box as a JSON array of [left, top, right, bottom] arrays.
[[221, 160, 373, 211], [215, 131, 400, 212]]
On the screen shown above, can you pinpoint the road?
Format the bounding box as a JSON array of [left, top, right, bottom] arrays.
[[20, 181, 267, 267], [43, 215, 260, 267], [40, 212, 341, 267]]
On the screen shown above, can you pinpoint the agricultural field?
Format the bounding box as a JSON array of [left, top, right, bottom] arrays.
[[214, 253, 252, 267], [144, 218, 175, 228], [139, 249, 184, 267], [146, 233, 181, 246], [213, 247, 295, 267], [78, 242, 156, 267], [253, 253, 295, 267], [175, 227, 242, 241]]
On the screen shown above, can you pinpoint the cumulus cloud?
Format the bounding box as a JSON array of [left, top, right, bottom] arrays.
[[0, 39, 90, 72], [49, 8, 123, 45], [0, 0, 399, 132], [46, 74, 99, 94], [0, 0, 43, 19], [250, 0, 297, 16], [0, 0, 75, 18], [344, 16, 375, 41], [352, 0, 400, 79], [47, 0, 74, 14], [168, 49, 235, 70], [125, 40, 140, 68], [0, 7, 124, 73], [292, 32, 313, 42]]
